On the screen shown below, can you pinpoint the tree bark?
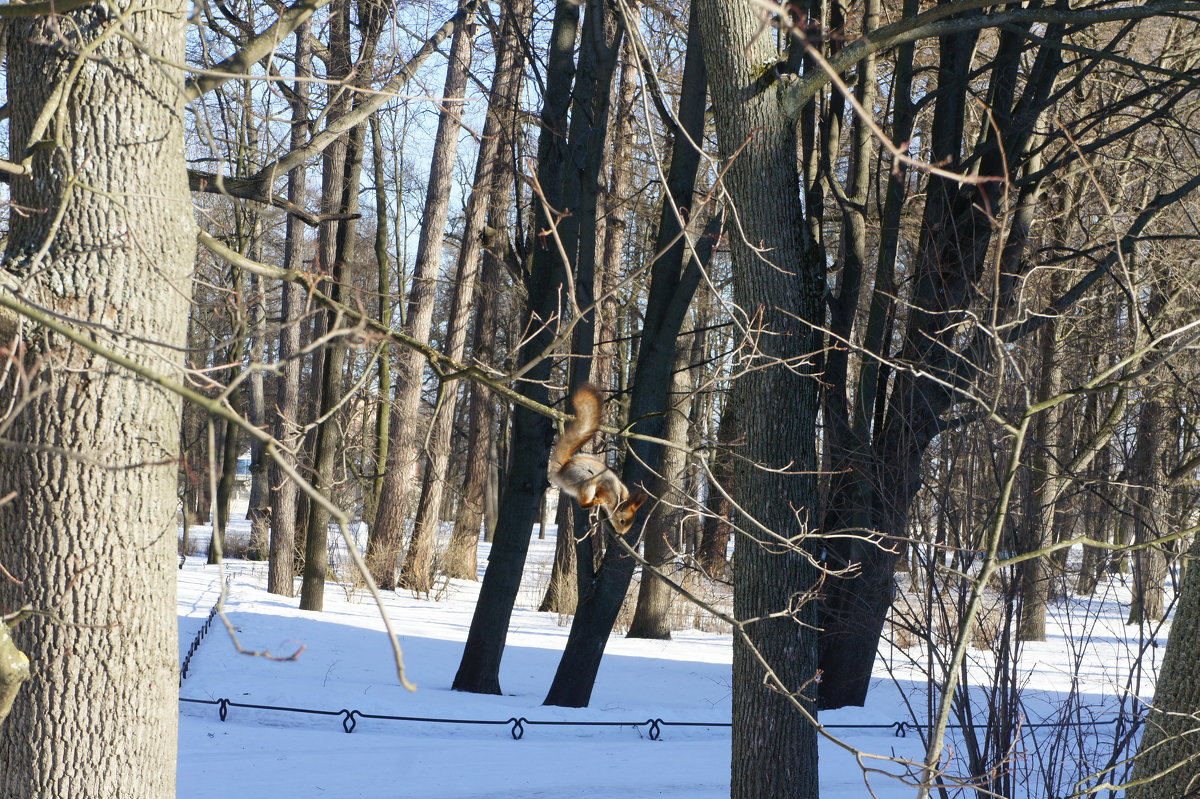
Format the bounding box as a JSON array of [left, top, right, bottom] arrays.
[[267, 22, 312, 597], [543, 1, 711, 707], [369, 0, 477, 590], [1127, 530, 1200, 798], [452, 0, 581, 695], [626, 337, 694, 639], [696, 3, 824, 797], [0, 2, 192, 794]]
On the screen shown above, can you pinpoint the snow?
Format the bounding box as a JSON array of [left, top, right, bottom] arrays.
[[177, 511, 1162, 797]]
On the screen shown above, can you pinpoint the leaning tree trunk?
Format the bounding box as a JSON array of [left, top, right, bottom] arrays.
[[0, 2, 193, 796], [452, 0, 580, 696], [542, 0, 711, 708], [368, 0, 476, 590]]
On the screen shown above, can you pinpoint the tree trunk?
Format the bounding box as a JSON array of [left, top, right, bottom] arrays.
[[699, 388, 739, 580], [0, 2, 192, 794], [626, 337, 694, 639], [444, 0, 530, 581], [369, 0, 476, 590], [245, 268, 270, 560], [1018, 306, 1063, 641], [1127, 530, 1200, 798], [543, 1, 711, 708], [368, 114, 393, 525], [1127, 399, 1168, 624], [299, 0, 384, 609], [267, 22, 312, 597], [540, 498, 578, 614], [208, 394, 243, 564], [452, 0, 581, 696], [697, 3, 823, 796]]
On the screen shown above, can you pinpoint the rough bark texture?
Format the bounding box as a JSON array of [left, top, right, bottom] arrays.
[[267, 23, 312, 597], [369, 0, 476, 590], [0, 2, 192, 795], [698, 1, 822, 796], [1127, 531, 1200, 798]]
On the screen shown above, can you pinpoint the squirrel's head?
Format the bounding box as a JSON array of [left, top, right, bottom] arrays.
[[607, 491, 649, 535]]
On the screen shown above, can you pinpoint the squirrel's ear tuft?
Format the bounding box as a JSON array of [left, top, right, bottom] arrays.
[[627, 492, 650, 513]]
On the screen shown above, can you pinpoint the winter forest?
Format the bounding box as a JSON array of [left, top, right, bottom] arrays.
[[3, 0, 1200, 796]]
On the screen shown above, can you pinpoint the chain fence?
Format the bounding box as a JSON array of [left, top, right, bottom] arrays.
[[177, 574, 1133, 741]]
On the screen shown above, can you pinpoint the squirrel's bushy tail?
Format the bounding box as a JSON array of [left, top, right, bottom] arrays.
[[551, 384, 602, 468]]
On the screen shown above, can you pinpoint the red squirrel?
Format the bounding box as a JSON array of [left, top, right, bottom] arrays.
[[548, 384, 647, 535]]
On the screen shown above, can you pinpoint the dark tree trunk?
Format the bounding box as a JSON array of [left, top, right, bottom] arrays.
[[817, 17, 1065, 709], [452, 0, 581, 695], [543, 3, 711, 706], [696, 4, 823, 796]]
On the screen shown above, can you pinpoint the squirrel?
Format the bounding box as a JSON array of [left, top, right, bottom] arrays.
[[549, 384, 648, 535]]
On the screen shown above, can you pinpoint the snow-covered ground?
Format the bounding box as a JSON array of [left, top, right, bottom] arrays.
[[177, 510, 1162, 797]]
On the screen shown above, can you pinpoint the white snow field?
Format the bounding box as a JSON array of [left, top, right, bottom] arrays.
[[177, 512, 1163, 798]]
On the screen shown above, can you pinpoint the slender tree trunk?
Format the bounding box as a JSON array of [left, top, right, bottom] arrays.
[[299, 0, 384, 609], [453, 0, 581, 695], [1127, 399, 1168, 624], [369, 0, 477, 590], [1018, 309, 1063, 641], [540, 498, 578, 613], [0, 2, 192, 793], [246, 268, 270, 559], [267, 23, 312, 597], [444, 1, 530, 580], [626, 338, 693, 639], [368, 115, 393, 525]]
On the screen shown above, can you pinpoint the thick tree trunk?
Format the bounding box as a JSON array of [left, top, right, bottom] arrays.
[[696, 3, 824, 797], [0, 2, 192, 795], [369, 0, 476, 590], [1127, 530, 1200, 798]]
